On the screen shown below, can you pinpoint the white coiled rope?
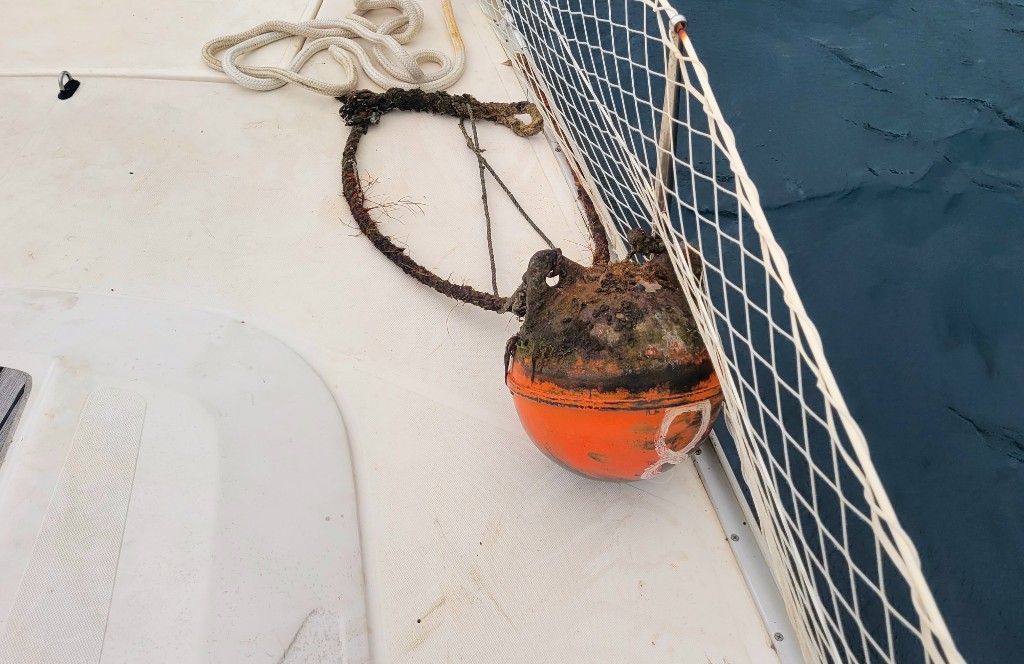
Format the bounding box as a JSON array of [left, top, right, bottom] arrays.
[[201, 0, 465, 96]]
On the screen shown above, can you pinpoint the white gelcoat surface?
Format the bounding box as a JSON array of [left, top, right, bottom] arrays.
[[0, 0, 314, 77], [0, 0, 782, 661], [0, 388, 146, 664], [0, 292, 367, 664]]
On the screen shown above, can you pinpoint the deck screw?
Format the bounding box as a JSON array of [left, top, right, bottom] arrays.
[[729, 534, 739, 542], [774, 632, 785, 642], [694, 448, 702, 455]]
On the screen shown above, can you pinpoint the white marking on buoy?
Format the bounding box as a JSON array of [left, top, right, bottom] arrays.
[[641, 399, 712, 479]]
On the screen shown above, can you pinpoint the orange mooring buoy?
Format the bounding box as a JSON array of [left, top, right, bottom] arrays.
[[505, 241, 723, 480], [336, 92, 722, 478]]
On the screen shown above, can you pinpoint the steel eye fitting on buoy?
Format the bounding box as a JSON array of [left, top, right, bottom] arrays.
[[504, 234, 723, 481]]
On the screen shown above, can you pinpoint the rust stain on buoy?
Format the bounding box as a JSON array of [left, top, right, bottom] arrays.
[[505, 232, 723, 481]]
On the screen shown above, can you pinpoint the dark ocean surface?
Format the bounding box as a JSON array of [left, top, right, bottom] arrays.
[[683, 2, 1024, 662]]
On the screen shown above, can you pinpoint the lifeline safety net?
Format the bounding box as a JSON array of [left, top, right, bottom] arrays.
[[480, 1, 965, 662]]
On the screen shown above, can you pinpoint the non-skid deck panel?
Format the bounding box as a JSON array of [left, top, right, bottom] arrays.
[[0, 2, 780, 658], [0, 388, 146, 664]]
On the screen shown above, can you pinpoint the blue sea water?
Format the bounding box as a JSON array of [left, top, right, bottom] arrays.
[[682, 2, 1024, 662], [509, 0, 1021, 659]]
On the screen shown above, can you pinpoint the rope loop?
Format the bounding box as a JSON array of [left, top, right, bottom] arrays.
[[339, 89, 607, 312], [202, 0, 465, 96]]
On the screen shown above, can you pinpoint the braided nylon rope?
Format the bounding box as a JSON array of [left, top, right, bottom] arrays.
[[202, 0, 465, 96]]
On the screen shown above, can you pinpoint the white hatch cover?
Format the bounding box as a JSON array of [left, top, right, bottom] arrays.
[[0, 290, 367, 664]]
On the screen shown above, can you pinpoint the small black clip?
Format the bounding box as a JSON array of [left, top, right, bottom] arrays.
[[57, 71, 80, 100]]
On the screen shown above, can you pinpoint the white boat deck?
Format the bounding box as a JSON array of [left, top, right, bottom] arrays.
[[0, 0, 783, 661]]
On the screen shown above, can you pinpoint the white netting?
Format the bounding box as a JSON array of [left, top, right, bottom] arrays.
[[481, 1, 964, 662]]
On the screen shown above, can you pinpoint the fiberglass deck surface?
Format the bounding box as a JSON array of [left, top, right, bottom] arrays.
[[0, 0, 781, 661]]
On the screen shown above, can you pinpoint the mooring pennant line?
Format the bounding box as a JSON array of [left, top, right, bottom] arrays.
[[641, 398, 711, 479]]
